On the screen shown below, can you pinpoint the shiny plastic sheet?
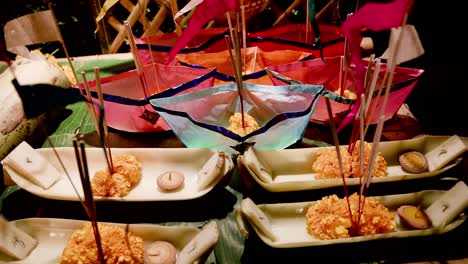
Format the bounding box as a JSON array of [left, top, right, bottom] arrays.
[[267, 56, 423, 124], [76, 63, 216, 132], [176, 47, 313, 85], [150, 83, 323, 153]]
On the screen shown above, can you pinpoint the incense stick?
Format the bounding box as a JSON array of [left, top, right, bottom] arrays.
[[39, 124, 84, 206], [357, 115, 385, 227], [73, 134, 105, 264], [357, 93, 365, 229], [80, 72, 100, 137], [94, 67, 114, 173], [325, 97, 356, 234]]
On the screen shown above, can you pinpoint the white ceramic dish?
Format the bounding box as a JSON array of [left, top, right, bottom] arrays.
[[3, 147, 233, 201], [238, 135, 466, 192], [236, 189, 467, 248], [0, 218, 205, 263]]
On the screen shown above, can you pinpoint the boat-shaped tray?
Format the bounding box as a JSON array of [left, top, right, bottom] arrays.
[[3, 147, 233, 201], [238, 135, 466, 192], [236, 188, 468, 248], [0, 218, 213, 263]]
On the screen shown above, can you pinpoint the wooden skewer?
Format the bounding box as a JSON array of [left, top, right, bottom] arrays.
[[226, 11, 246, 128], [232, 28, 245, 129], [338, 56, 344, 95], [94, 67, 114, 173], [366, 2, 412, 133], [124, 21, 151, 98], [136, 0, 161, 93], [241, 4, 247, 73], [305, 0, 310, 43], [364, 54, 376, 92], [226, 13, 235, 49], [46, 1, 80, 88], [340, 13, 353, 96]]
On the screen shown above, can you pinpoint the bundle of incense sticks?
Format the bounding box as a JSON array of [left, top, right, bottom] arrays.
[[326, 92, 386, 235], [73, 134, 105, 263], [225, 11, 246, 128]]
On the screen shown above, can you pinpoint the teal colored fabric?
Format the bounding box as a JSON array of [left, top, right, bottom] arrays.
[[151, 83, 323, 154]]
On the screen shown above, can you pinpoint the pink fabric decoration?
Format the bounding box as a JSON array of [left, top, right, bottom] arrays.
[[337, 0, 413, 131], [166, 0, 237, 64]]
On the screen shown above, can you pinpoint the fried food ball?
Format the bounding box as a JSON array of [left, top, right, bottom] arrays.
[[108, 173, 132, 197], [312, 147, 352, 179], [305, 193, 395, 240], [59, 223, 144, 264], [350, 141, 388, 178], [227, 112, 259, 136], [112, 154, 143, 186], [91, 169, 111, 196], [91, 154, 142, 197]]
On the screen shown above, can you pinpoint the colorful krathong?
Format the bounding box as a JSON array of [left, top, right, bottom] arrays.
[[267, 56, 423, 124], [176, 46, 313, 85], [135, 23, 344, 66], [150, 83, 323, 153], [75, 63, 216, 132]]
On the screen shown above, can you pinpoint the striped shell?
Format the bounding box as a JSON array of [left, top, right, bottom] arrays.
[[399, 151, 428, 174]]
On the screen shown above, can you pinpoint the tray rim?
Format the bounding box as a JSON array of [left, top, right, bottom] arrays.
[[240, 189, 467, 248], [0, 217, 203, 263], [238, 135, 466, 192], [3, 147, 234, 202]]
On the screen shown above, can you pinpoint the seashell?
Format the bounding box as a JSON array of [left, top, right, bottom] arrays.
[[157, 171, 185, 192], [397, 205, 432, 230], [399, 151, 428, 174], [144, 241, 177, 264]]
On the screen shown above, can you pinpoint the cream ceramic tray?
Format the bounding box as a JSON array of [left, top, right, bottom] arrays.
[[3, 147, 233, 201], [236, 187, 468, 248], [0, 218, 215, 263], [238, 135, 467, 192]]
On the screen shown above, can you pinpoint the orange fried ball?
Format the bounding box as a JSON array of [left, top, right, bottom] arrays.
[[59, 223, 144, 264], [305, 193, 396, 240], [350, 141, 388, 178], [312, 147, 352, 179], [91, 154, 142, 197], [227, 112, 259, 136]]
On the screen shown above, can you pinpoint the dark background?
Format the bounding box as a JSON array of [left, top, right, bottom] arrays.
[[0, 0, 467, 136]]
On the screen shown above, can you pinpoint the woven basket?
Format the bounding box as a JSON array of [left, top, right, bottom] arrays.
[[96, 0, 180, 53], [94, 0, 335, 54]]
